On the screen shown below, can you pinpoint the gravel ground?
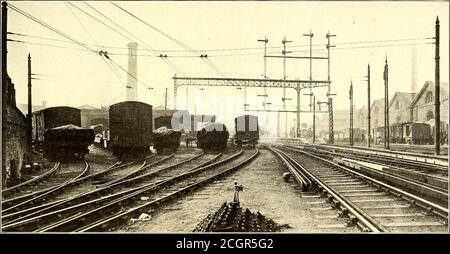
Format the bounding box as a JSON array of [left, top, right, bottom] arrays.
[[118, 148, 360, 233]]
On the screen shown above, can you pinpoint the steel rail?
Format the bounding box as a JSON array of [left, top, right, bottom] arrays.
[[2, 160, 128, 207], [266, 146, 311, 191], [76, 149, 259, 232], [1, 162, 60, 196], [300, 144, 448, 172], [273, 147, 383, 232], [285, 145, 448, 194], [35, 149, 246, 232], [95, 153, 177, 188], [282, 146, 449, 220], [2, 161, 91, 214], [2, 153, 222, 231], [323, 143, 448, 162], [302, 150, 449, 219]]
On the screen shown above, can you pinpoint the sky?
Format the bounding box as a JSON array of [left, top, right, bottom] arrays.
[[5, 1, 449, 133]]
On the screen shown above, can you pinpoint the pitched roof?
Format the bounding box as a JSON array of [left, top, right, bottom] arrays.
[[410, 81, 449, 107], [389, 92, 416, 108], [371, 98, 384, 110]]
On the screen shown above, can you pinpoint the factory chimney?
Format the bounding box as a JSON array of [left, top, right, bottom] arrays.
[[126, 42, 138, 101]]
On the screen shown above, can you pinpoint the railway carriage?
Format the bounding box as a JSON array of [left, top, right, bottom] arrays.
[[109, 101, 153, 160], [234, 115, 259, 147]]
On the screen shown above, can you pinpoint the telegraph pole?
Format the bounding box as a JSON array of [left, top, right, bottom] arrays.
[[258, 36, 269, 137], [434, 17, 440, 155], [303, 30, 314, 111], [384, 57, 390, 149], [282, 37, 292, 138], [27, 54, 32, 158], [367, 64, 371, 147], [313, 95, 316, 144], [326, 32, 336, 144], [349, 81, 354, 146]]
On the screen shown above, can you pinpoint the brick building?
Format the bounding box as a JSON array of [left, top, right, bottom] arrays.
[[388, 92, 416, 124], [370, 98, 385, 130], [410, 81, 449, 124]]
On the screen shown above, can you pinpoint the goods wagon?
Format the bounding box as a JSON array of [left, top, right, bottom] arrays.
[[154, 115, 173, 130], [32, 106, 81, 144], [404, 122, 432, 145], [90, 124, 105, 135], [389, 123, 404, 143], [197, 122, 229, 150], [109, 101, 153, 160], [234, 115, 259, 147], [153, 127, 181, 154], [44, 124, 94, 161], [90, 117, 109, 129]]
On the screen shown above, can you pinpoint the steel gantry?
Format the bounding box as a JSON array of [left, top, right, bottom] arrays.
[[173, 76, 331, 137]]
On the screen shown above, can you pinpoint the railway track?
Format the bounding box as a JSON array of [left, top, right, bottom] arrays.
[[269, 146, 448, 232], [302, 144, 448, 173], [75, 148, 258, 233], [281, 145, 448, 200], [1, 160, 135, 214], [2, 151, 230, 231], [325, 144, 448, 167], [1, 153, 202, 224], [1, 161, 91, 214], [1, 162, 61, 198]]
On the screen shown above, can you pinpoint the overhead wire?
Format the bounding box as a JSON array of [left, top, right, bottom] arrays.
[[81, 1, 186, 76], [8, 3, 98, 54], [10, 3, 153, 95], [111, 1, 225, 77]]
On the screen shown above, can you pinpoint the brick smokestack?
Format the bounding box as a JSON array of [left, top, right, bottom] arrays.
[[126, 42, 138, 101]]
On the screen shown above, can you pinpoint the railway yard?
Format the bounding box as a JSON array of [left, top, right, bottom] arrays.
[[2, 140, 448, 233], [1, 1, 449, 235]]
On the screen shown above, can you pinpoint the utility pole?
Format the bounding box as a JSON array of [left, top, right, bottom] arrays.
[[281, 37, 292, 138], [27, 53, 32, 159], [434, 16, 440, 155], [367, 64, 371, 147], [384, 57, 390, 149], [303, 30, 314, 112], [258, 36, 269, 137], [349, 81, 353, 146], [313, 95, 316, 144], [164, 87, 168, 110], [326, 32, 336, 143]]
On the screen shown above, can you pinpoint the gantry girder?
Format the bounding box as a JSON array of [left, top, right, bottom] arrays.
[[173, 76, 330, 91], [173, 76, 331, 138]]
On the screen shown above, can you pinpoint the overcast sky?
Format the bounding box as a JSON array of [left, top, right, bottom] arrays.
[[6, 1, 449, 131]]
